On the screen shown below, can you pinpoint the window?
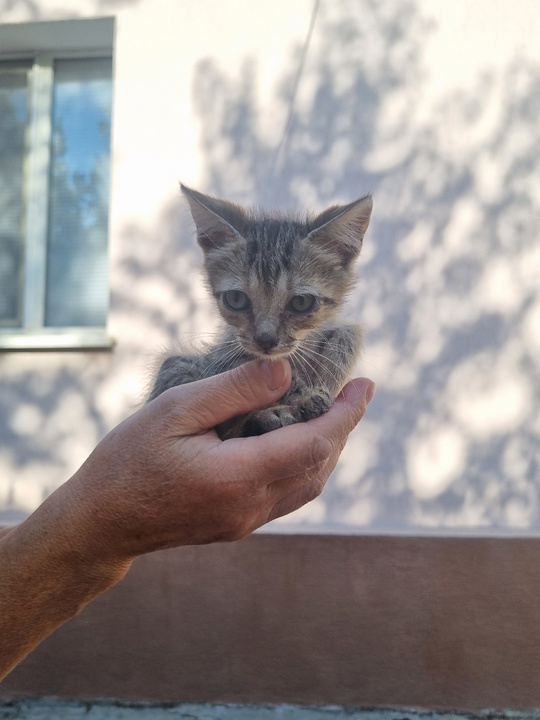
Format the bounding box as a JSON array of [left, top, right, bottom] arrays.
[[0, 19, 114, 349]]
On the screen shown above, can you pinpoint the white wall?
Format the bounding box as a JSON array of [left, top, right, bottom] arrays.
[[1, 0, 539, 532]]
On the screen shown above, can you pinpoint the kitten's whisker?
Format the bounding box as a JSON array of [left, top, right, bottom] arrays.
[[203, 342, 245, 377], [298, 342, 342, 388], [299, 346, 345, 385], [290, 350, 316, 390], [194, 341, 240, 370], [305, 333, 364, 377], [206, 351, 243, 378], [293, 348, 325, 390], [289, 352, 312, 390], [303, 355, 340, 391], [301, 338, 349, 360], [304, 331, 357, 358], [359, 359, 391, 378], [211, 344, 244, 371], [297, 341, 338, 383]]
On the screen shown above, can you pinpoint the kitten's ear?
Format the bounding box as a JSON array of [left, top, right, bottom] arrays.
[[180, 184, 246, 252], [307, 195, 373, 264]]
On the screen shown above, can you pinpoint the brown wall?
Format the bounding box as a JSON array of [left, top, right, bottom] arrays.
[[2, 534, 540, 710]]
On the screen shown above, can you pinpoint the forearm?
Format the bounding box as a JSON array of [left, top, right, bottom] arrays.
[[0, 483, 130, 680]]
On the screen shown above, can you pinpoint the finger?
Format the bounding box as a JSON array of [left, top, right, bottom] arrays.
[[153, 359, 292, 434], [338, 376, 376, 408], [267, 472, 329, 523], [241, 377, 375, 482], [262, 380, 375, 520], [266, 376, 374, 477]]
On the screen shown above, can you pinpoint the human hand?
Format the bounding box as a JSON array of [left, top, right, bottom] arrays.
[[61, 359, 374, 574]]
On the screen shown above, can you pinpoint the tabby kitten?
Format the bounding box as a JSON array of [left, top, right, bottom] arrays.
[[149, 185, 372, 439]]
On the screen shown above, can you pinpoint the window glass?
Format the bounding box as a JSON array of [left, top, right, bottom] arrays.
[[0, 62, 30, 327], [45, 57, 112, 327]]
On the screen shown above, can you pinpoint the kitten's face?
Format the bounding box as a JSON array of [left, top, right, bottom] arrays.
[[204, 225, 353, 358], [181, 186, 372, 358]]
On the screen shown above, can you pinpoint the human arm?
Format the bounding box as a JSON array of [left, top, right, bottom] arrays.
[[0, 359, 374, 679]]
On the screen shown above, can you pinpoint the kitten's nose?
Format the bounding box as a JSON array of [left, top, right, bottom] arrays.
[[255, 331, 279, 353]]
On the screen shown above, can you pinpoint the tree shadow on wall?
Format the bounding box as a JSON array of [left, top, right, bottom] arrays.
[[192, 0, 540, 530], [0, 196, 204, 524], [108, 197, 211, 392], [0, 0, 39, 17]]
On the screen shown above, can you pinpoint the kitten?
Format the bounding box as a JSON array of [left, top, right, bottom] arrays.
[[148, 185, 372, 439]]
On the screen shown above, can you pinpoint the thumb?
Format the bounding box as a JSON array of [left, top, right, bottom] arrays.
[[157, 359, 292, 434]]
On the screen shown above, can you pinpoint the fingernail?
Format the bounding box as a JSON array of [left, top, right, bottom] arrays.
[[259, 359, 288, 391], [351, 378, 376, 405]]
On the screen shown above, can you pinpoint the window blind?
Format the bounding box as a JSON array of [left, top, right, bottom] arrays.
[[0, 62, 30, 327], [45, 57, 112, 327]]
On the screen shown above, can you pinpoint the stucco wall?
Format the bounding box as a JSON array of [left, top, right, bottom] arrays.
[[1, 0, 539, 532]]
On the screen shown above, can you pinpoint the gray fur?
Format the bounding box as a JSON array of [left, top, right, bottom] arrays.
[[148, 186, 372, 439]]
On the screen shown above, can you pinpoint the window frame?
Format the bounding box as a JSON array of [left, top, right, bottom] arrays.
[[0, 20, 115, 351]]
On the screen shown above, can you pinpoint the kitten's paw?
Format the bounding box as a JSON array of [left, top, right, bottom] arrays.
[[295, 391, 332, 422], [243, 406, 296, 436], [215, 406, 296, 440], [215, 393, 332, 440]]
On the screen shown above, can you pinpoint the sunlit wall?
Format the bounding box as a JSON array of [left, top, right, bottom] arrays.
[[0, 0, 539, 532]]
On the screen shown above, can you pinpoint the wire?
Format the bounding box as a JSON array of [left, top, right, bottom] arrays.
[[272, 0, 321, 176]]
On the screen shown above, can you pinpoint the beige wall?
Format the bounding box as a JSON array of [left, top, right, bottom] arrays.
[[1, 0, 539, 532]]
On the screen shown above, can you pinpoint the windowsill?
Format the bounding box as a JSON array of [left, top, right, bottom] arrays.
[[0, 328, 114, 351]]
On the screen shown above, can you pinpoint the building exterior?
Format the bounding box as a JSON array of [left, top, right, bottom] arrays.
[[1, 0, 540, 708], [1, 0, 539, 533]]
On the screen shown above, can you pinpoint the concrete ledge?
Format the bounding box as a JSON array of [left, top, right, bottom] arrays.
[[2, 701, 540, 719], [2, 535, 540, 710]]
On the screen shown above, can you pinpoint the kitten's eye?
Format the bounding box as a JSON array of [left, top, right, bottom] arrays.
[[288, 294, 318, 314], [223, 290, 251, 312]]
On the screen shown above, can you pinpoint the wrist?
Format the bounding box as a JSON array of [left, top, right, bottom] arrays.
[[41, 471, 133, 590], [0, 484, 130, 679]]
